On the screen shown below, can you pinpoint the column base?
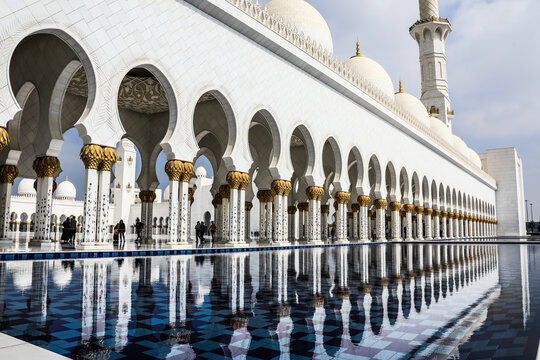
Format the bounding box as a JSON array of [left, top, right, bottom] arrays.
[[359, 238, 371, 243], [76, 242, 114, 250], [425, 236, 433, 240], [391, 238, 402, 242], [272, 241, 291, 247], [0, 239, 14, 245], [218, 241, 248, 248], [375, 238, 387, 243], [163, 242, 191, 249], [334, 239, 349, 244], [307, 240, 325, 245]]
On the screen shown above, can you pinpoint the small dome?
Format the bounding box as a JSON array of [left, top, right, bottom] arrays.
[[394, 84, 430, 127], [164, 185, 170, 201], [468, 148, 482, 168], [264, 0, 333, 53], [195, 166, 207, 178], [430, 117, 452, 144], [345, 43, 395, 99], [452, 135, 469, 158], [56, 177, 76, 200], [17, 178, 36, 197]]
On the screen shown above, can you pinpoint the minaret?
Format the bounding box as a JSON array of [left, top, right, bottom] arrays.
[[410, 0, 454, 126]]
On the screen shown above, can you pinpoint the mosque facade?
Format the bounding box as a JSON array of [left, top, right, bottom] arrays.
[[0, 0, 526, 249]]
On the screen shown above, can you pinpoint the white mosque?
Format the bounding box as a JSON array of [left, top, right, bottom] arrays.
[[0, 0, 527, 250]]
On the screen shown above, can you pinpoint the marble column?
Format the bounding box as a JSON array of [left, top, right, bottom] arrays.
[[448, 212, 454, 238], [176, 162, 193, 245], [188, 188, 194, 241], [139, 191, 156, 242], [245, 202, 253, 241], [96, 147, 117, 246], [358, 196, 370, 242], [404, 204, 414, 241], [433, 210, 441, 239], [32, 156, 60, 245], [424, 208, 433, 240], [459, 213, 464, 238], [257, 191, 266, 243], [389, 202, 401, 242], [335, 192, 350, 243], [288, 206, 297, 241], [441, 211, 448, 238], [238, 175, 250, 245], [271, 180, 292, 245], [226, 172, 249, 246], [472, 217, 477, 237], [219, 185, 231, 245], [298, 202, 308, 242], [351, 203, 359, 241], [79, 146, 104, 247], [453, 212, 460, 238], [164, 160, 182, 247], [320, 205, 329, 240], [415, 206, 424, 241], [0, 165, 18, 240], [374, 199, 387, 242], [306, 187, 324, 244]]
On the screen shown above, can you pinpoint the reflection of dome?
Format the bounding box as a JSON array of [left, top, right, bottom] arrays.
[[430, 117, 452, 144], [394, 83, 430, 127], [56, 177, 76, 200], [345, 43, 395, 98], [195, 166, 207, 178], [264, 0, 333, 53], [17, 178, 36, 197], [53, 263, 72, 289], [9, 262, 32, 292], [164, 185, 170, 201]]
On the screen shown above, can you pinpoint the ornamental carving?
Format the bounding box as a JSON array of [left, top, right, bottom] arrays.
[[239, 173, 251, 190], [404, 204, 415, 213], [165, 160, 183, 181], [425, 208, 433, 216], [320, 205, 329, 214], [180, 162, 194, 182], [415, 206, 424, 215], [212, 193, 222, 207], [434, 209, 441, 216], [188, 188, 195, 202], [448, 212, 455, 219], [99, 147, 118, 171], [219, 184, 231, 199], [227, 171, 244, 189], [358, 195, 371, 207], [33, 156, 60, 178], [374, 199, 387, 210], [297, 202, 309, 212], [245, 202, 253, 211], [458, 214, 464, 220], [261, 189, 275, 202], [306, 186, 324, 201], [0, 127, 9, 152], [287, 206, 297, 214], [0, 165, 18, 184], [271, 179, 291, 196], [351, 203, 360, 212], [442, 211, 448, 217], [80, 144, 104, 170], [139, 190, 156, 203], [389, 202, 402, 212], [335, 191, 350, 204]]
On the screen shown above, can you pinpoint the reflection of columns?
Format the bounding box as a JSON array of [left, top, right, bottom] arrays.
[[0, 165, 18, 240], [351, 203, 359, 240], [404, 204, 414, 241], [288, 206, 297, 241], [425, 208, 433, 240], [374, 199, 387, 242], [271, 180, 292, 245], [245, 202, 253, 241], [335, 192, 350, 243], [33, 156, 61, 243], [321, 205, 329, 240], [415, 206, 424, 241], [433, 210, 441, 239], [389, 202, 401, 241], [97, 147, 117, 245], [165, 160, 182, 245], [358, 196, 370, 241], [306, 187, 324, 244], [139, 191, 156, 242]]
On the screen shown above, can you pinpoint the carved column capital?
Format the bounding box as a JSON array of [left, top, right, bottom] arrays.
[[165, 160, 183, 181], [139, 190, 156, 203], [98, 147, 118, 171], [321, 204, 330, 214], [271, 179, 292, 196], [219, 184, 231, 199], [0, 165, 18, 184], [80, 144, 104, 170], [434, 209, 441, 217], [306, 186, 324, 201], [180, 162, 194, 182], [335, 191, 350, 204], [287, 205, 297, 214], [374, 199, 387, 210], [358, 195, 371, 207], [404, 204, 415, 213], [389, 202, 402, 212], [33, 156, 60, 178], [351, 203, 360, 212], [188, 188, 195, 204], [227, 171, 244, 189], [425, 208, 433, 216], [441, 211, 448, 217], [415, 206, 424, 215], [245, 202, 253, 211], [0, 127, 9, 151]]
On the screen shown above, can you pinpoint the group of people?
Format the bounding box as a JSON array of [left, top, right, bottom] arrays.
[[194, 221, 216, 247], [60, 216, 78, 243]]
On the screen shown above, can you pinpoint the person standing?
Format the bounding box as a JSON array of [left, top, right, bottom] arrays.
[[195, 221, 201, 247], [210, 221, 216, 242], [135, 218, 144, 242], [61, 218, 70, 243], [118, 220, 126, 247], [70, 216, 77, 243]]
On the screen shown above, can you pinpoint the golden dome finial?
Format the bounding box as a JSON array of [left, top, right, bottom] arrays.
[[66, 176, 68, 181], [399, 80, 403, 93], [356, 41, 360, 56]]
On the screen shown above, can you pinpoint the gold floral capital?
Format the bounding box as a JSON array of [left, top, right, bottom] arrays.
[[351, 203, 360, 212], [245, 202, 253, 211], [219, 184, 231, 199], [374, 199, 387, 210], [321, 204, 330, 214], [272, 179, 292, 196], [442, 211, 448, 217], [306, 186, 324, 201], [415, 206, 424, 215], [0, 127, 9, 151], [287, 206, 297, 214], [449, 212, 455, 219], [425, 208, 433, 216], [0, 165, 18, 184], [335, 191, 350, 205], [99, 147, 118, 171], [298, 202, 309, 212], [389, 202, 401, 212], [165, 160, 183, 181], [358, 195, 371, 207], [33, 156, 60, 178], [434, 209, 441, 217], [239, 173, 251, 190], [212, 194, 222, 207], [80, 144, 104, 170], [227, 171, 244, 189], [139, 190, 156, 203], [180, 162, 194, 182], [404, 204, 415, 213]]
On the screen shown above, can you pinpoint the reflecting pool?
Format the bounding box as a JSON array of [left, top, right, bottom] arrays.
[[0, 243, 538, 359]]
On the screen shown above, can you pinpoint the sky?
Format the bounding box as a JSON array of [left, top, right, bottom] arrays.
[[28, 0, 539, 221]]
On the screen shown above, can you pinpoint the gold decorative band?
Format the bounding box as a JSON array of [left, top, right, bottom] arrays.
[[165, 160, 183, 181], [306, 186, 324, 201], [99, 147, 118, 171], [0, 127, 9, 151], [245, 201, 253, 211], [351, 203, 360, 212], [0, 165, 18, 184], [434, 209, 441, 216], [404, 204, 415, 213], [415, 206, 424, 215], [139, 190, 156, 203], [321, 204, 330, 214], [374, 199, 387, 210], [425, 208, 433, 216], [287, 205, 297, 214], [271, 179, 292, 196], [219, 184, 231, 199], [335, 191, 350, 204], [358, 195, 371, 207], [33, 156, 60, 178], [389, 202, 401, 212]]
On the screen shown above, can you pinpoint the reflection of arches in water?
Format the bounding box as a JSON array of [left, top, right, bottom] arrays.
[[204, 211, 211, 228]]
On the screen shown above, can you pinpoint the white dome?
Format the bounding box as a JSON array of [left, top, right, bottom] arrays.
[[195, 166, 207, 178], [346, 46, 395, 99], [17, 178, 36, 197], [452, 135, 469, 158], [264, 0, 333, 53], [394, 88, 430, 127], [164, 185, 170, 201], [56, 177, 76, 200], [430, 117, 452, 144], [468, 148, 482, 168]]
